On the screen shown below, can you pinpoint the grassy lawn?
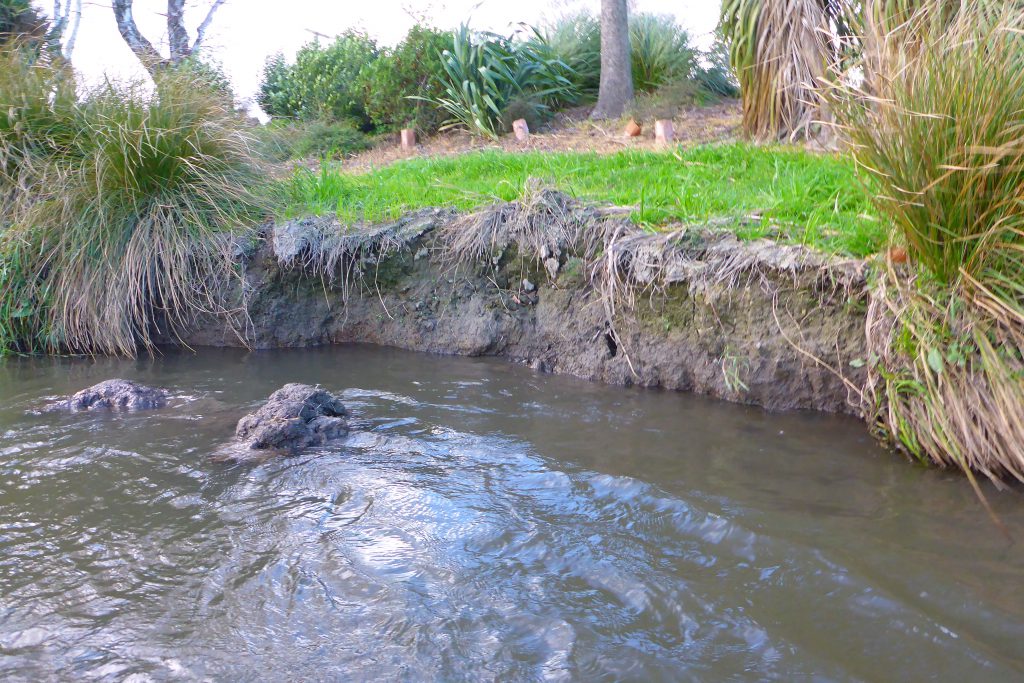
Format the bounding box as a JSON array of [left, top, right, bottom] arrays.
[[285, 143, 884, 257]]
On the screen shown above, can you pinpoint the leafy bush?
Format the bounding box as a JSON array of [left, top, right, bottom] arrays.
[[256, 52, 291, 119], [256, 31, 378, 126], [629, 14, 697, 93], [542, 12, 601, 95], [545, 12, 721, 99], [0, 53, 267, 354], [0, 0, 45, 44], [255, 119, 371, 162], [429, 24, 577, 139], [356, 25, 452, 134], [694, 32, 739, 98]]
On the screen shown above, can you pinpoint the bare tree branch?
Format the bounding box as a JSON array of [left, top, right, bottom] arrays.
[[192, 0, 227, 55]]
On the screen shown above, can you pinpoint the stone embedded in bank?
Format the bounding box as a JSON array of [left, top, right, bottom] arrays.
[[235, 383, 349, 453], [47, 379, 169, 412]]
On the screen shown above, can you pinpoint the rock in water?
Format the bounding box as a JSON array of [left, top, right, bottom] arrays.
[[48, 379, 169, 412], [235, 383, 348, 453]]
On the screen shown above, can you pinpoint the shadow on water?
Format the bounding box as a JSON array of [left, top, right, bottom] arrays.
[[1, 344, 1023, 680]]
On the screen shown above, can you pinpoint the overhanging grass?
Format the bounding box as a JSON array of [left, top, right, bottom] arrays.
[[285, 143, 883, 257]]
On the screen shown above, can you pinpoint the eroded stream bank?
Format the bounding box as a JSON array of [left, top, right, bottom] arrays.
[[173, 194, 869, 415]]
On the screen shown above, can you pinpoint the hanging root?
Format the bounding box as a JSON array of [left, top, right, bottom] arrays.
[[437, 179, 612, 267], [270, 209, 446, 302], [593, 224, 866, 374]]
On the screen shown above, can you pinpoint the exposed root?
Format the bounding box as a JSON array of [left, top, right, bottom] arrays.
[[437, 180, 611, 267], [592, 223, 867, 377], [270, 209, 446, 303]]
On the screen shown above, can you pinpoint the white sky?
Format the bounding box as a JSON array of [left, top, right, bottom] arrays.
[[36, 1, 722, 108]]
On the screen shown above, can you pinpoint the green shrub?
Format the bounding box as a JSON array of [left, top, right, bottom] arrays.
[[256, 31, 378, 126], [545, 12, 715, 98], [543, 12, 601, 95], [629, 13, 697, 93], [428, 24, 577, 139], [255, 118, 371, 162], [0, 57, 268, 355], [694, 32, 739, 98], [0, 0, 45, 44], [256, 52, 292, 119], [356, 25, 451, 134]]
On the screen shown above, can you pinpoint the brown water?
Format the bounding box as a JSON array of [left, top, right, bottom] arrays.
[[1, 345, 1023, 681]]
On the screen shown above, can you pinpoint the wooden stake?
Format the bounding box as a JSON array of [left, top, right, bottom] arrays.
[[655, 119, 674, 144], [512, 118, 530, 142], [400, 128, 417, 151]]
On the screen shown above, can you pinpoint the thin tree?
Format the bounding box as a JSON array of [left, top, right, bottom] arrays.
[[47, 0, 82, 58], [591, 0, 633, 119], [112, 0, 226, 76]]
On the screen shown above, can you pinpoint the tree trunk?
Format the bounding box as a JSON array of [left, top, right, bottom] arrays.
[[112, 0, 226, 78], [592, 0, 633, 120]]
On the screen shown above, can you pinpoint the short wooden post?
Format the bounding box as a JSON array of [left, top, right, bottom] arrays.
[[400, 128, 417, 151], [512, 118, 530, 142], [655, 119, 674, 144]]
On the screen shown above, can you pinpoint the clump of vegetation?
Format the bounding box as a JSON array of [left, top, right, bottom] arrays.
[[543, 12, 602, 95], [427, 24, 578, 139], [254, 119, 371, 163], [720, 0, 841, 139], [832, 1, 1024, 489], [694, 31, 740, 98], [0, 0, 45, 45], [285, 144, 880, 257], [628, 13, 696, 93], [257, 30, 379, 126], [0, 51, 267, 355], [545, 11, 737, 104], [356, 25, 452, 134]]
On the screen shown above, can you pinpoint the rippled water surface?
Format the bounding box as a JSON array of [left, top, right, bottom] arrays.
[[2, 346, 1024, 681]]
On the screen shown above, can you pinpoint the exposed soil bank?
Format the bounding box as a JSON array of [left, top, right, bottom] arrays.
[[172, 198, 869, 415]]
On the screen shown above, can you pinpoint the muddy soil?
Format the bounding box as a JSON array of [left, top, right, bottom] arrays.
[[171, 200, 868, 415]]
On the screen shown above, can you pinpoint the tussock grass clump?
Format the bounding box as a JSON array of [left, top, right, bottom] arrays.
[[0, 50, 74, 198], [0, 62, 268, 355], [833, 2, 1024, 487]]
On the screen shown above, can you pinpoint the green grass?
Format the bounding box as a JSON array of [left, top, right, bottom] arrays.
[[285, 143, 883, 257]]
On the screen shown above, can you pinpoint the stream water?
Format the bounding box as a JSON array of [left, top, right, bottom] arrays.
[[1, 345, 1023, 681]]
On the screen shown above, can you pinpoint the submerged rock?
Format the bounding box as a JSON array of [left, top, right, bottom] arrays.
[[234, 383, 348, 453], [48, 379, 169, 412]]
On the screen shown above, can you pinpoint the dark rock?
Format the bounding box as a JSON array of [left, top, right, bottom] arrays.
[[48, 379, 168, 412], [235, 384, 348, 453]]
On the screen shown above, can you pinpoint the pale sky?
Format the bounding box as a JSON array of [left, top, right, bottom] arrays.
[[36, 1, 722, 109]]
